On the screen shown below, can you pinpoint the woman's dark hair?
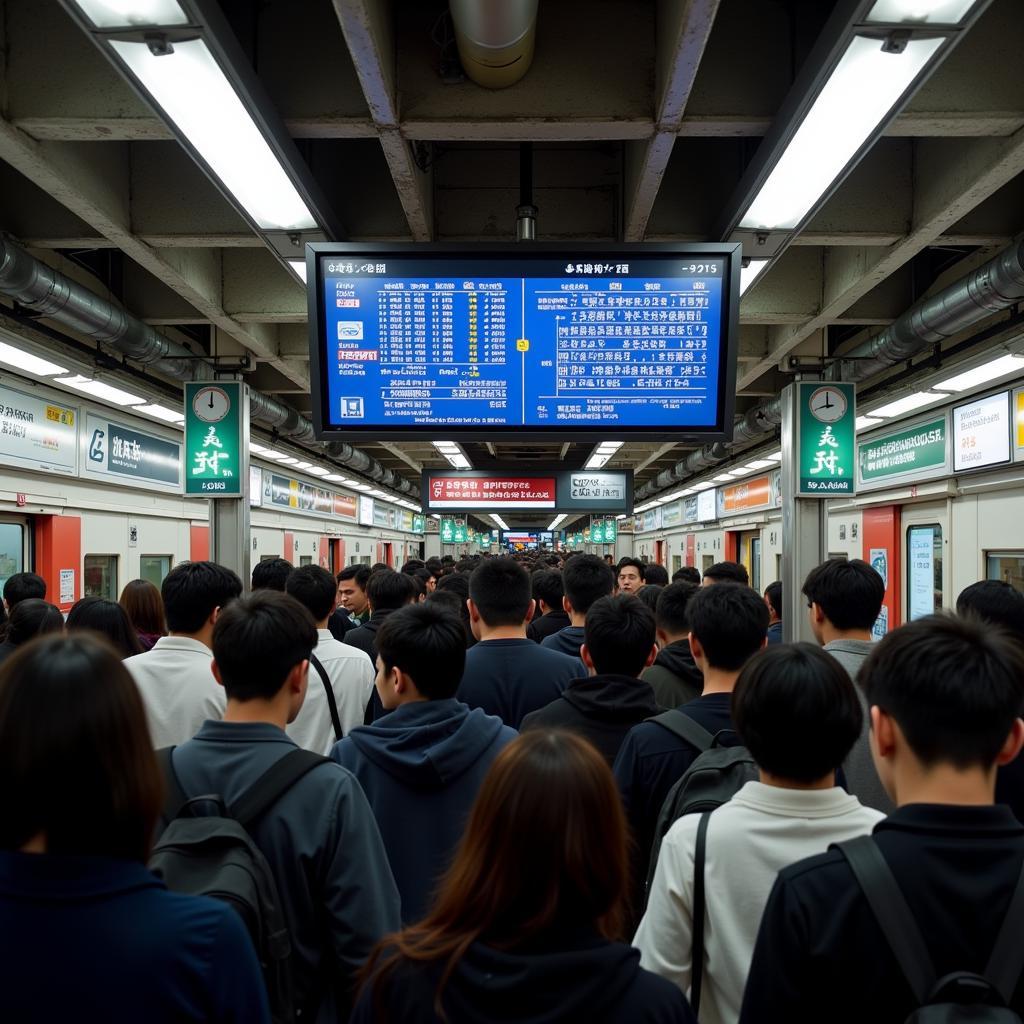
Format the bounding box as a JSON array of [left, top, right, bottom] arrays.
[[119, 579, 167, 638], [0, 633, 162, 860], [6, 599, 63, 646], [360, 730, 630, 1017], [66, 597, 143, 659]]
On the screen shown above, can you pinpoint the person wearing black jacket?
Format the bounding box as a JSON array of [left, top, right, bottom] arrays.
[[526, 569, 570, 643], [523, 595, 661, 766], [642, 582, 703, 708], [740, 614, 1024, 1023], [343, 570, 417, 661], [328, 565, 371, 641], [542, 554, 615, 659]]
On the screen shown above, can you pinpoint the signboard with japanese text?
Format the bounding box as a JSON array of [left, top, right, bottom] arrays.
[[428, 475, 556, 509], [184, 382, 244, 497], [858, 417, 948, 486], [717, 475, 771, 516], [422, 468, 632, 514], [83, 414, 180, 489], [796, 382, 856, 497], [0, 383, 78, 476], [953, 391, 1011, 473]]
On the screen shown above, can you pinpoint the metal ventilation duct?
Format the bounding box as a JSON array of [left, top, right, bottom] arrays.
[[635, 234, 1024, 499], [449, 0, 539, 89], [0, 234, 415, 496]]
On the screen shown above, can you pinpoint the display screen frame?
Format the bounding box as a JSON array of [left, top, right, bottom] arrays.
[[306, 242, 742, 443]]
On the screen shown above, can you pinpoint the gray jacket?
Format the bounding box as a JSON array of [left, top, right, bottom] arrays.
[[824, 639, 895, 815], [166, 721, 401, 1023]]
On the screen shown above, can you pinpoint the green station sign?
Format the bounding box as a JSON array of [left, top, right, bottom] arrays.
[[440, 518, 455, 543], [453, 523, 468, 544], [184, 381, 244, 497], [413, 514, 425, 534], [858, 417, 947, 483], [796, 382, 856, 497]]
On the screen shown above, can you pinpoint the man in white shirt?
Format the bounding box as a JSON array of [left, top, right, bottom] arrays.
[[286, 564, 375, 753], [634, 642, 883, 1024], [124, 560, 243, 748]]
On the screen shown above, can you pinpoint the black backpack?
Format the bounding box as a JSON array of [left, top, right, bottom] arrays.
[[150, 747, 329, 1024], [645, 710, 759, 1016], [838, 835, 1024, 1023]]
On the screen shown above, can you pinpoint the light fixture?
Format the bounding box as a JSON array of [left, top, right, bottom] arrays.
[[449, 454, 471, 468], [870, 391, 942, 418], [258, 449, 288, 461], [293, 460, 314, 470], [288, 259, 307, 283], [856, 415, 883, 430], [308, 466, 330, 477], [548, 514, 566, 530], [54, 374, 146, 406], [692, 480, 717, 490], [596, 441, 622, 452], [277, 456, 300, 466], [585, 453, 611, 469], [492, 515, 509, 531], [432, 441, 461, 453], [865, 0, 979, 23], [739, 260, 770, 296], [744, 458, 777, 471], [73, 1, 189, 27], [0, 341, 69, 377], [713, 472, 733, 483], [616, 514, 627, 520], [929, 353, 1024, 394], [137, 403, 185, 424], [726, 468, 750, 478], [323, 473, 347, 482], [765, 451, 782, 462]]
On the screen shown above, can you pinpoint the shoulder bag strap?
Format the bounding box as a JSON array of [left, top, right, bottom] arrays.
[[156, 746, 188, 822], [984, 853, 1024, 1003], [309, 652, 343, 742], [649, 709, 713, 751], [232, 749, 330, 831], [837, 835, 936, 1004], [690, 811, 712, 1016]]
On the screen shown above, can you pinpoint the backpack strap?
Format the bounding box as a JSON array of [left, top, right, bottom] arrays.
[[232, 749, 330, 831], [156, 746, 188, 822], [690, 811, 712, 1017], [984, 854, 1024, 1003], [649, 709, 713, 751], [309, 652, 343, 742], [836, 835, 936, 1003]]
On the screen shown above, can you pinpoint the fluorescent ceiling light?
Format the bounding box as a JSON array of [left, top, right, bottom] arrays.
[[865, 0, 979, 23], [259, 450, 288, 461], [870, 391, 941, 418], [930, 354, 1024, 394], [692, 480, 716, 490], [54, 374, 145, 406], [658, 490, 690, 503], [137, 403, 184, 424], [713, 473, 733, 482], [449, 454, 471, 468], [616, 514, 627, 520], [72, 0, 188, 27], [249, 442, 270, 454], [278, 456, 300, 466], [740, 34, 943, 231], [856, 415, 883, 430], [739, 260, 770, 296], [726, 468, 750, 478], [287, 259, 307, 283], [596, 441, 622, 453], [324, 473, 347, 482], [0, 341, 68, 377], [585, 454, 611, 469], [492, 515, 509, 531], [433, 441, 460, 453], [744, 459, 776, 471], [293, 460, 314, 470], [765, 451, 782, 462], [109, 38, 316, 231], [308, 466, 330, 477]]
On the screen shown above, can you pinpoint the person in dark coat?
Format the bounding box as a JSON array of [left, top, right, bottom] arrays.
[[351, 730, 694, 1024], [526, 569, 570, 643], [328, 564, 371, 640], [542, 554, 615, 659], [764, 580, 783, 645], [343, 569, 417, 660], [522, 595, 661, 766], [642, 582, 703, 708]]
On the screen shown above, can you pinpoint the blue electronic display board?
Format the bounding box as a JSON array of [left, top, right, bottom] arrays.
[[307, 245, 741, 442]]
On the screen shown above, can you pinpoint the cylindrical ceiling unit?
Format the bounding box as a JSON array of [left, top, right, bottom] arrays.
[[449, 0, 539, 89]]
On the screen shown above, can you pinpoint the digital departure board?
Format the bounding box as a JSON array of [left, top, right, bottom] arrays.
[[307, 244, 741, 442]]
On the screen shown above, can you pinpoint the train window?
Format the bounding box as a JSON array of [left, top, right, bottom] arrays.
[[299, 556, 313, 566], [139, 555, 171, 588], [0, 522, 25, 593], [701, 555, 714, 572], [986, 553, 1024, 594], [907, 525, 943, 620], [84, 555, 118, 600], [672, 554, 682, 574]]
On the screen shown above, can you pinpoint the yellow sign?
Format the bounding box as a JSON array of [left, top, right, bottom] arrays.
[[1017, 391, 1024, 448], [516, 338, 530, 352], [46, 405, 74, 426]]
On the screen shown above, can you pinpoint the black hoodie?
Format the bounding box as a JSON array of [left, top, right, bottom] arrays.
[[350, 931, 694, 1024], [641, 640, 703, 709]]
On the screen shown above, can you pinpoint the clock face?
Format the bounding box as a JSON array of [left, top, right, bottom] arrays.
[[192, 386, 231, 423], [808, 386, 847, 424]]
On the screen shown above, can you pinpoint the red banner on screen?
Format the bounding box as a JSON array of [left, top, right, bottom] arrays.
[[428, 476, 557, 508]]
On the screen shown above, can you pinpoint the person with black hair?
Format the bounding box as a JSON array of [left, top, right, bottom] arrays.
[[400, 559, 426, 574], [526, 569, 570, 643], [673, 566, 701, 586], [740, 615, 1024, 1023], [343, 570, 418, 662], [165, 590, 401, 1022], [251, 556, 294, 592], [331, 603, 515, 922], [642, 582, 703, 709], [637, 584, 663, 613], [522, 596, 661, 766], [636, 645, 882, 1024], [458, 558, 583, 728], [616, 557, 646, 595], [124, 560, 242, 748], [702, 562, 749, 587], [329, 564, 373, 640], [285, 565, 375, 753], [764, 581, 783, 645], [643, 564, 670, 588], [0, 599, 64, 666], [2, 571, 46, 614], [66, 596, 142, 659], [543, 554, 615, 658], [614, 584, 769, 886], [430, 578, 475, 647], [803, 557, 891, 813]]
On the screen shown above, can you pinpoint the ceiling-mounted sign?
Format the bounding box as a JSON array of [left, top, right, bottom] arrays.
[[0, 383, 78, 476], [412, 514, 425, 533], [429, 475, 556, 509], [440, 517, 456, 543], [953, 391, 1011, 473], [83, 414, 181, 488], [796, 382, 856, 497], [184, 381, 245, 497], [858, 417, 948, 485], [717, 475, 771, 516]]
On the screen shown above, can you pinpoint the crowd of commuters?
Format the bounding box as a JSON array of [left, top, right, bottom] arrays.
[[1, 549, 1023, 1022]]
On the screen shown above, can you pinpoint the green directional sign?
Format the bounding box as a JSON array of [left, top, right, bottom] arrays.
[[453, 524, 468, 544], [605, 519, 618, 543], [440, 517, 456, 543], [797, 382, 856, 497], [858, 417, 947, 483], [413, 514, 425, 534], [479, 532, 492, 549], [591, 522, 605, 544], [184, 381, 244, 497]]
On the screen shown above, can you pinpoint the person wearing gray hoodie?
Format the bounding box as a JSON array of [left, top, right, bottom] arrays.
[[331, 602, 516, 922]]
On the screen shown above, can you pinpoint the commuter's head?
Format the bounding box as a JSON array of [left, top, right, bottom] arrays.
[[615, 557, 645, 594], [655, 581, 699, 644], [764, 581, 782, 624], [426, 588, 473, 646], [642, 564, 669, 587], [66, 597, 141, 659], [366, 569, 417, 613], [251, 557, 294, 593], [0, 633, 162, 861], [564, 554, 615, 616], [673, 565, 701, 585], [426, 557, 444, 579], [161, 561, 242, 636], [119, 578, 166, 638], [400, 559, 425, 575], [285, 564, 338, 623], [956, 580, 1024, 637], [732, 644, 862, 784], [636, 583, 662, 613], [5, 600, 64, 648], [468, 557, 532, 633], [3, 571, 46, 612], [688, 583, 769, 673], [861, 614, 1024, 792], [702, 561, 749, 587], [371, 562, 390, 574], [375, 603, 467, 707], [582, 595, 657, 678], [337, 564, 371, 616], [532, 569, 564, 614], [211, 591, 316, 720], [802, 558, 884, 640]]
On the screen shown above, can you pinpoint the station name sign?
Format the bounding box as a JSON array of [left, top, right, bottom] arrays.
[[422, 469, 633, 514]]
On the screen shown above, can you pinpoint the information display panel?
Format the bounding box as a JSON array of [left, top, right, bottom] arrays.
[[308, 243, 741, 442]]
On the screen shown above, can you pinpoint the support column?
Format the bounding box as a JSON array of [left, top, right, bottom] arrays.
[[208, 384, 251, 586]]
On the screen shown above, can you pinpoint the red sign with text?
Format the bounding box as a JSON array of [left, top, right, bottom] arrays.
[[428, 476, 557, 508]]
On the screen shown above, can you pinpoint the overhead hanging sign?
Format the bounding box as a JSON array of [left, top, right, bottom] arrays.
[[953, 391, 1011, 473], [184, 381, 245, 497], [84, 414, 180, 488], [0, 383, 78, 476], [858, 417, 948, 485], [796, 382, 856, 497]]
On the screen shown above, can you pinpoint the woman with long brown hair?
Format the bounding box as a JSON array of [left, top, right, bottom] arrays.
[[119, 577, 167, 652], [352, 729, 694, 1023]]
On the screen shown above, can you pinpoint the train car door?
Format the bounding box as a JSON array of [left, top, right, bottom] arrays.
[[901, 502, 949, 619], [0, 516, 30, 593]]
